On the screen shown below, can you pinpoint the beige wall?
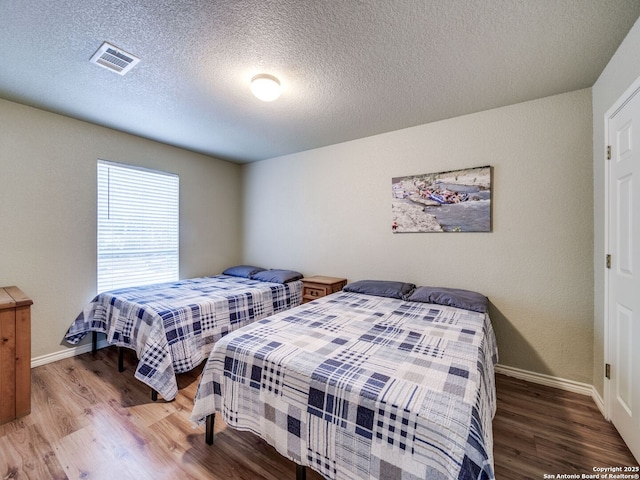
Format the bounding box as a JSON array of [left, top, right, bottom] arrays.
[[0, 83, 598, 385], [243, 89, 594, 384], [592, 18, 640, 397], [0, 99, 242, 359]]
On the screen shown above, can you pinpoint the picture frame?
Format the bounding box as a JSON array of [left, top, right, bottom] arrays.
[[392, 165, 492, 233]]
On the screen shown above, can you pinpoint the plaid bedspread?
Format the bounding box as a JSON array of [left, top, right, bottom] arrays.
[[191, 291, 498, 480], [65, 275, 303, 400]]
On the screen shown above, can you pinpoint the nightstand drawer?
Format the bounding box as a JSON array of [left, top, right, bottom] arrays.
[[301, 276, 347, 304], [303, 285, 330, 300]]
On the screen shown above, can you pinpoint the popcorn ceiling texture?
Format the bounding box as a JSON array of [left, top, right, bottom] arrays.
[[0, 0, 638, 162]]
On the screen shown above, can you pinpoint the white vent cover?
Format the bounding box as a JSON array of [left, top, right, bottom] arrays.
[[90, 42, 140, 75]]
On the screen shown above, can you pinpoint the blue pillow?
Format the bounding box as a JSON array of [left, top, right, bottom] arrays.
[[222, 265, 266, 278], [406, 286, 488, 313], [343, 280, 415, 299], [251, 269, 303, 284]]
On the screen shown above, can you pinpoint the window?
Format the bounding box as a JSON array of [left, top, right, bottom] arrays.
[[97, 160, 179, 293]]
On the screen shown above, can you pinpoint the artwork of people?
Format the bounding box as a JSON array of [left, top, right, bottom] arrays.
[[391, 166, 491, 232]]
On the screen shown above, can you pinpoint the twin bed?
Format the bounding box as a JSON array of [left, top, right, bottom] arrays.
[[190, 280, 498, 480], [64, 266, 303, 400]]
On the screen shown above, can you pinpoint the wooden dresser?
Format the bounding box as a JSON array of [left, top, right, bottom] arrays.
[[0, 286, 32, 424], [301, 276, 347, 304]]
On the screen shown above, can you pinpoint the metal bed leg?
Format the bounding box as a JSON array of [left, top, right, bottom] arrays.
[[114, 346, 157, 401], [203, 412, 302, 478], [296, 465, 306, 480], [205, 413, 215, 445], [118, 347, 124, 372], [92, 331, 97, 354]]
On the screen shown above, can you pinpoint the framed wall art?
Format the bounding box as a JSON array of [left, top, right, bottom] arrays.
[[392, 165, 492, 233]]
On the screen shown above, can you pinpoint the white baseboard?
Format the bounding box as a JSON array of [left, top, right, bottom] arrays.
[[591, 386, 606, 418], [495, 364, 593, 395], [31, 339, 109, 368], [495, 364, 606, 417]]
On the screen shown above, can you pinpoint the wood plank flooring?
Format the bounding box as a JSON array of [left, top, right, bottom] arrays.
[[0, 347, 637, 479], [493, 375, 637, 479]]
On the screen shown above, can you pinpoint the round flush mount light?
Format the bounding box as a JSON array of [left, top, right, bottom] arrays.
[[250, 74, 281, 102]]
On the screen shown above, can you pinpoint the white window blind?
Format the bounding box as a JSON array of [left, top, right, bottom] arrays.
[[97, 160, 179, 293]]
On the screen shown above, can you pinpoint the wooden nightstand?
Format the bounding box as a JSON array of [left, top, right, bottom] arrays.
[[301, 276, 347, 304]]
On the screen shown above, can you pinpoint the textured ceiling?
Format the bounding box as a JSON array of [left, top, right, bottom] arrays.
[[1, 1, 639, 163]]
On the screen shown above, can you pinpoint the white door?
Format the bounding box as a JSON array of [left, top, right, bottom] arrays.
[[608, 85, 640, 463]]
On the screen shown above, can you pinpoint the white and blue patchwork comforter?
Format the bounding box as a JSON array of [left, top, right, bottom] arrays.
[[191, 291, 498, 480], [65, 275, 303, 400]]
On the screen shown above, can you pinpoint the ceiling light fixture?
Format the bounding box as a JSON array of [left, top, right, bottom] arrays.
[[250, 74, 281, 102]]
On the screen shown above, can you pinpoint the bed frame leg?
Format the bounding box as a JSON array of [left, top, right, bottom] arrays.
[[92, 332, 97, 354], [151, 389, 158, 402], [118, 347, 124, 372], [296, 464, 306, 480], [205, 414, 215, 445]]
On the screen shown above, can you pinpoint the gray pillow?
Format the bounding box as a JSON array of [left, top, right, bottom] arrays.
[[406, 286, 488, 313], [343, 280, 415, 299], [222, 265, 266, 278], [251, 269, 303, 284]]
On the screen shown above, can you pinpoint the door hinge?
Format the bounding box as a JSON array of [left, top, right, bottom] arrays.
[[605, 363, 611, 379], [607, 145, 611, 160], [606, 254, 611, 269]]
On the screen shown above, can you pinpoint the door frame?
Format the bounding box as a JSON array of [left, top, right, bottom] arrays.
[[603, 74, 640, 420]]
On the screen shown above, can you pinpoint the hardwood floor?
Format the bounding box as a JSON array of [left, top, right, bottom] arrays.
[[0, 347, 636, 479], [494, 375, 637, 479]]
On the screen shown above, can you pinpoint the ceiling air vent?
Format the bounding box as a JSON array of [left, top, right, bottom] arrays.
[[90, 42, 140, 75]]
